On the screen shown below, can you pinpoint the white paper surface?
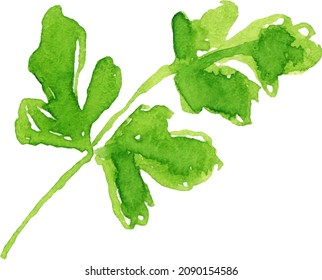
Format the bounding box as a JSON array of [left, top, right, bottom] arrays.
[[0, 0, 321, 279]]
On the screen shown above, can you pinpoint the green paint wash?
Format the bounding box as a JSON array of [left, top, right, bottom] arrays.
[[172, 0, 322, 122], [175, 64, 260, 125], [15, 6, 122, 152], [2, 1, 321, 259], [96, 105, 222, 228]]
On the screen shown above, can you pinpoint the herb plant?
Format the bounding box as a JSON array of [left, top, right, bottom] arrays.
[[1, 1, 321, 258]]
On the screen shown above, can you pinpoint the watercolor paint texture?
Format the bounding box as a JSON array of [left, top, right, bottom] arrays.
[[0, 1, 321, 279]]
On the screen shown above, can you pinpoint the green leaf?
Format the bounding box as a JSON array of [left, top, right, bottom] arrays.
[[172, 1, 322, 123], [172, 12, 197, 60], [16, 98, 87, 150], [220, 15, 322, 96], [96, 105, 222, 229], [28, 6, 86, 101], [83, 57, 122, 128], [15, 6, 122, 151], [198, 0, 238, 49], [175, 65, 260, 125], [172, 1, 238, 61]]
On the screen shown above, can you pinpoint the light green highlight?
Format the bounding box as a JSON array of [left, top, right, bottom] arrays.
[[15, 6, 122, 151], [172, 1, 322, 122], [96, 105, 222, 228], [2, 1, 321, 259]]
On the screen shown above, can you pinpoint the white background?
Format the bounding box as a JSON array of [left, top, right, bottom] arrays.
[[0, 0, 321, 279]]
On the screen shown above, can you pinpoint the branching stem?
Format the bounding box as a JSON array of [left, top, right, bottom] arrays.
[[0, 64, 174, 259], [92, 64, 175, 146], [1, 42, 254, 259]]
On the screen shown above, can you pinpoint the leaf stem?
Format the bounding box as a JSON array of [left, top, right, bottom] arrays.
[[195, 41, 256, 69], [0, 149, 93, 259], [1, 42, 256, 259], [1, 64, 175, 259], [92, 64, 175, 146]]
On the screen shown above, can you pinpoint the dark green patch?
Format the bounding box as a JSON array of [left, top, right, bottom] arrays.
[[96, 106, 222, 228], [172, 2, 322, 120], [16, 6, 121, 151], [175, 65, 259, 125], [3, 1, 321, 260], [252, 25, 304, 86]]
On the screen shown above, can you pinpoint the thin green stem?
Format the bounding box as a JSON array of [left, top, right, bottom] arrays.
[[92, 64, 175, 146], [1, 42, 256, 259], [1, 149, 93, 259], [195, 41, 256, 69], [0, 65, 175, 259]]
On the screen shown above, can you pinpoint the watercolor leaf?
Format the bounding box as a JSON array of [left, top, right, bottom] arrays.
[[96, 105, 222, 229], [172, 0, 238, 60], [15, 6, 121, 151], [220, 15, 322, 96], [172, 0, 322, 124], [3, 2, 322, 260], [197, 0, 238, 49], [83, 57, 122, 129], [175, 65, 260, 125]]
